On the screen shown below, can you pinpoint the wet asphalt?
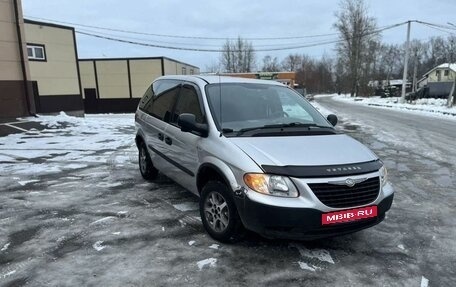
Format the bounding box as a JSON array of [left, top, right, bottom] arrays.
[[0, 99, 455, 286]]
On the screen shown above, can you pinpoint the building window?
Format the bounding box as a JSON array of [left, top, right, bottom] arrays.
[[182, 67, 187, 75], [190, 69, 194, 75], [27, 44, 46, 61], [436, 70, 441, 81], [444, 69, 449, 76]]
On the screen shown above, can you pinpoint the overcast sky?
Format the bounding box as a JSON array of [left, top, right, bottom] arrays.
[[22, 0, 456, 71]]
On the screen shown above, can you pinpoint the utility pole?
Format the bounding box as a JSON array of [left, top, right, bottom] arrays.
[[401, 21, 411, 103]]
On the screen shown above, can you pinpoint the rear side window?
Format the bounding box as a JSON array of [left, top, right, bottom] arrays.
[[138, 86, 153, 111], [172, 84, 204, 124], [140, 80, 181, 122]]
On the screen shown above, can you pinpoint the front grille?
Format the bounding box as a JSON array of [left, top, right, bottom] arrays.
[[308, 177, 380, 208]]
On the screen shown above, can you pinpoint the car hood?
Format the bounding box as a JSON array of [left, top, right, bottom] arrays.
[[228, 134, 378, 167]]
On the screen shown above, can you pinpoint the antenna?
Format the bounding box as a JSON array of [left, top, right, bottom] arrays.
[[218, 69, 223, 137]]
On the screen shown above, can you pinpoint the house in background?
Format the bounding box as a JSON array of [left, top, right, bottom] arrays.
[[219, 72, 297, 87], [24, 19, 83, 115], [418, 63, 456, 98], [78, 57, 199, 113]]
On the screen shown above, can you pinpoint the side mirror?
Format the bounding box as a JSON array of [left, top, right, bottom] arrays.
[[327, 114, 338, 126], [177, 113, 208, 136]]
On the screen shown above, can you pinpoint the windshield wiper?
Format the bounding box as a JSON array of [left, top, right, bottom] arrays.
[[263, 122, 333, 129], [233, 123, 332, 136]]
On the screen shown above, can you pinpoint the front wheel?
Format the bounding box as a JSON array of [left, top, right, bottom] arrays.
[[138, 141, 158, 180], [200, 181, 243, 243]]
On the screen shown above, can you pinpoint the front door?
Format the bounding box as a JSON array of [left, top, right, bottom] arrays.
[[84, 88, 98, 113], [164, 82, 206, 194]]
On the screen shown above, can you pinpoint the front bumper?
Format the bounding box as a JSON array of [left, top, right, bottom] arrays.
[[236, 193, 394, 240]]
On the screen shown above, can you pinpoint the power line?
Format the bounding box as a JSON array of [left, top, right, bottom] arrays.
[[75, 22, 407, 52], [25, 15, 339, 41], [75, 27, 342, 49], [413, 21, 456, 35], [75, 30, 344, 52]]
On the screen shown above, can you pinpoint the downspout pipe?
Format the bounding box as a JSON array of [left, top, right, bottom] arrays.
[[13, 0, 36, 116]]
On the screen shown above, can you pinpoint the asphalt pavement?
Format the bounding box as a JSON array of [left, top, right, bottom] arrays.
[[0, 102, 455, 286]]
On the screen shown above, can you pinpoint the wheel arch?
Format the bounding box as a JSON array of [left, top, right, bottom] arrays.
[[196, 161, 238, 194]]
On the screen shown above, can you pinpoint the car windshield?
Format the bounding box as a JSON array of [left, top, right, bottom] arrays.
[[205, 83, 332, 133]]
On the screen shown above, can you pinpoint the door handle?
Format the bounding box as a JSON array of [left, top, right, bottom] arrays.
[[164, 137, 172, 145], [158, 133, 164, 141]]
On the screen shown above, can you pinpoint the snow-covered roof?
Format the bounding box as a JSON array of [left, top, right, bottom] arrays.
[[423, 63, 456, 76]]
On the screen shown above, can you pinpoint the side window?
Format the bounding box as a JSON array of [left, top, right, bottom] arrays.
[[150, 80, 181, 121], [138, 85, 153, 111], [140, 80, 180, 122], [172, 84, 204, 124]]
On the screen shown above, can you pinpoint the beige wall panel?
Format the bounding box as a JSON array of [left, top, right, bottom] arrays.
[[0, 1, 15, 23], [96, 61, 129, 99], [163, 59, 178, 75], [78, 61, 96, 98], [31, 77, 79, 95], [0, 5, 23, 82], [25, 24, 75, 45], [24, 23, 80, 96], [0, 41, 21, 61], [130, 59, 162, 98], [0, 22, 18, 42], [0, 60, 22, 80], [163, 59, 199, 75]]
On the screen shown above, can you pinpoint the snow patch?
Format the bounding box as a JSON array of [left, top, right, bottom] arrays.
[[298, 261, 319, 271], [197, 258, 217, 270], [178, 219, 187, 227], [172, 202, 198, 211], [1, 242, 10, 252], [112, 232, 121, 235], [209, 244, 219, 250], [90, 216, 116, 225], [116, 211, 128, 217], [2, 270, 16, 278], [92, 241, 106, 251], [17, 179, 39, 186], [332, 95, 456, 120], [97, 182, 123, 188], [421, 276, 429, 287], [188, 240, 195, 246], [397, 244, 405, 250], [161, 227, 165, 231], [291, 243, 335, 264]]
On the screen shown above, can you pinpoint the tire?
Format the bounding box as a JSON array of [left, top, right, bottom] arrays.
[[138, 141, 158, 180], [200, 181, 243, 243]]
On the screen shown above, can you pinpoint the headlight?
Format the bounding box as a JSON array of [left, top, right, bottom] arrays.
[[379, 166, 388, 186], [243, 173, 299, 197]]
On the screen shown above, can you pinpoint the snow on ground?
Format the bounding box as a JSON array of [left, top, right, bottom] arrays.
[[326, 94, 456, 120], [196, 258, 217, 270], [0, 113, 135, 183]]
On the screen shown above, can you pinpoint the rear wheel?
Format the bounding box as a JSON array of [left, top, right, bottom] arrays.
[[138, 141, 158, 180], [200, 181, 243, 242]]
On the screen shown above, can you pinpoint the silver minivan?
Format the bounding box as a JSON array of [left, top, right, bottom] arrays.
[[135, 75, 394, 242]]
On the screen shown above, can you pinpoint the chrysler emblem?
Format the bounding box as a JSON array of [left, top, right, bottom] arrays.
[[327, 177, 368, 187], [345, 178, 356, 187]]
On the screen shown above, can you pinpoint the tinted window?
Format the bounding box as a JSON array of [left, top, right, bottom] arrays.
[[138, 85, 153, 111], [140, 80, 181, 121], [172, 84, 204, 124]]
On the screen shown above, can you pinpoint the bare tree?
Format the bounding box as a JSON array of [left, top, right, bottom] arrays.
[[220, 37, 256, 73], [282, 54, 303, 71], [261, 55, 280, 72], [334, 0, 378, 97], [204, 60, 221, 73]]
